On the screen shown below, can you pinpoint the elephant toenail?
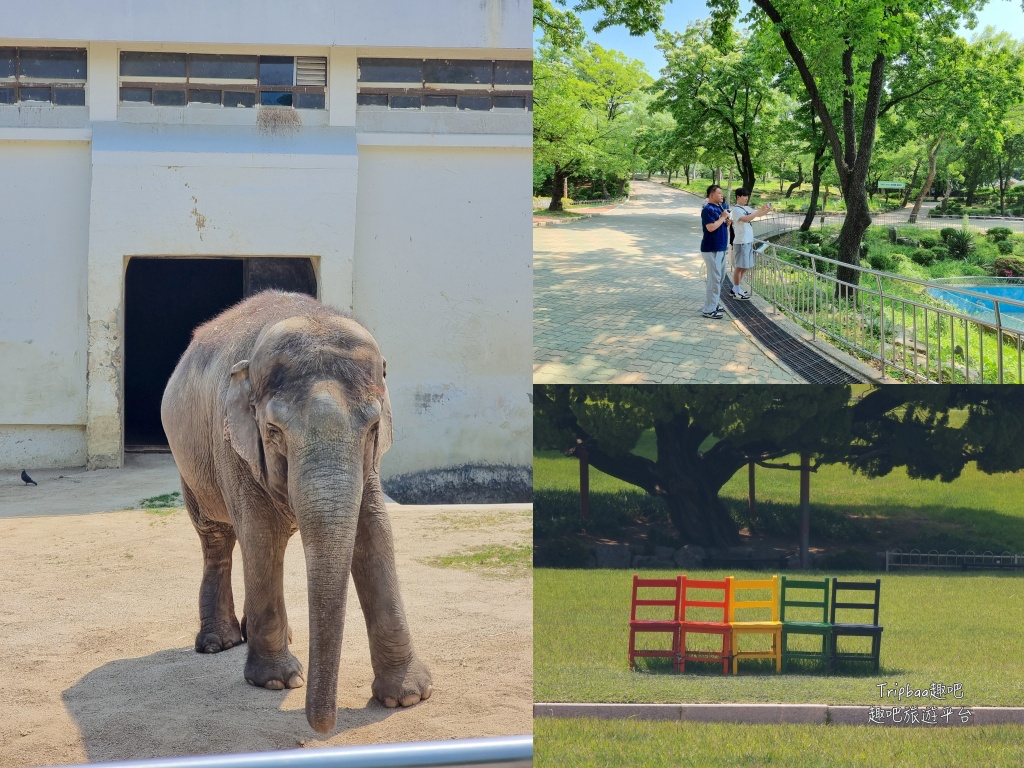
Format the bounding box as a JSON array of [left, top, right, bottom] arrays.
[[383, 697, 398, 708], [266, 680, 285, 690], [287, 673, 305, 688]]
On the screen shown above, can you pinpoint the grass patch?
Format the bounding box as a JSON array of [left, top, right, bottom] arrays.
[[534, 568, 1024, 706], [432, 510, 532, 531], [425, 544, 532, 577], [139, 491, 182, 509], [533, 208, 585, 219], [535, 718, 1024, 767]]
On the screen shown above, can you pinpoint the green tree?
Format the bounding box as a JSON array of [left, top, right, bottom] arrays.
[[653, 21, 782, 194], [535, 385, 1024, 548], [705, 0, 987, 290], [533, 43, 651, 209]]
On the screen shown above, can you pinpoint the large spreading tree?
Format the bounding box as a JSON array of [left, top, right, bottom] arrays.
[[535, 385, 1024, 547]]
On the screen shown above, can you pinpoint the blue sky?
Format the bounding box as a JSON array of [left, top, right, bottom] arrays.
[[537, 0, 1024, 76]]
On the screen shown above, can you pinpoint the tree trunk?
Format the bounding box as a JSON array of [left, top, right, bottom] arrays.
[[834, 184, 871, 294], [901, 159, 921, 208], [999, 158, 1007, 216], [786, 162, 804, 198], [910, 136, 941, 223], [798, 145, 823, 231], [548, 164, 569, 212], [941, 177, 952, 213]]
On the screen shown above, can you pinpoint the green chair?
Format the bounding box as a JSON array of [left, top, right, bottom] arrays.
[[830, 578, 883, 673], [780, 575, 832, 673]]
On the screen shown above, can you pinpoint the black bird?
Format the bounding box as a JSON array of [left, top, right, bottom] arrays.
[[21, 470, 37, 486]]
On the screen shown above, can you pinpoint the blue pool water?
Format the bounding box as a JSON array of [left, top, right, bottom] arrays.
[[927, 285, 1024, 317]]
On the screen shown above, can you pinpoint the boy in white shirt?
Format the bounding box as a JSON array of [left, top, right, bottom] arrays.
[[729, 188, 772, 300]]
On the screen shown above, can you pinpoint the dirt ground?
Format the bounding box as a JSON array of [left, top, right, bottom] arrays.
[[0, 458, 532, 767]]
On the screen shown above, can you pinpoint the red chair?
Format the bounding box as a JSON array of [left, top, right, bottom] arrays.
[[628, 574, 683, 671], [679, 575, 732, 674]]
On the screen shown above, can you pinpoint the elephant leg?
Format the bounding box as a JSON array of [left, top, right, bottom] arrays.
[[351, 475, 432, 708], [184, 479, 243, 654], [235, 512, 305, 691]]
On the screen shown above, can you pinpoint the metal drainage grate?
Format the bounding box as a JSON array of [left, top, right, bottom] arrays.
[[721, 280, 863, 384]]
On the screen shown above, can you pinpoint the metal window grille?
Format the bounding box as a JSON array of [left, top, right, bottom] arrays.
[[118, 52, 326, 109], [0, 46, 87, 105]]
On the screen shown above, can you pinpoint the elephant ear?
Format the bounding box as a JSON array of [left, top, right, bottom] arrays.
[[224, 359, 264, 484], [373, 380, 394, 471]]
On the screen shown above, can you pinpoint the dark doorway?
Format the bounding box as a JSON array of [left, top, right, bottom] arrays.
[[123, 257, 317, 449]]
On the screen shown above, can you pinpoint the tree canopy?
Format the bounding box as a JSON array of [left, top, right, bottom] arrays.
[[535, 385, 1024, 547]]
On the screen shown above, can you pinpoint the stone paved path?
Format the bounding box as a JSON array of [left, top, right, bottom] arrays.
[[534, 180, 802, 383]]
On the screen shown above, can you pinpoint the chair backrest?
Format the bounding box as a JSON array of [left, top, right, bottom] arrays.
[[630, 574, 683, 622], [830, 578, 881, 625], [680, 575, 730, 623], [779, 575, 829, 623], [727, 575, 779, 622]]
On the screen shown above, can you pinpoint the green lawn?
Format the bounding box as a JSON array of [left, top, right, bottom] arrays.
[[535, 434, 1024, 553], [535, 718, 1024, 768], [534, 568, 1024, 706]]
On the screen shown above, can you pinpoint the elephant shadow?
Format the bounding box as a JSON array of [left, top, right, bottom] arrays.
[[63, 646, 394, 762]]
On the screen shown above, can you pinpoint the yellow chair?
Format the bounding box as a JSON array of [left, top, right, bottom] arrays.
[[727, 575, 782, 674]]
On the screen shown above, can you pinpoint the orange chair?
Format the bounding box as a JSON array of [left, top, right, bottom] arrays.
[[628, 574, 683, 671], [678, 576, 732, 674], [727, 575, 782, 674]]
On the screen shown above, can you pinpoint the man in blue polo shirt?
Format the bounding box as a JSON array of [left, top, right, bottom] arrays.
[[700, 184, 732, 319]]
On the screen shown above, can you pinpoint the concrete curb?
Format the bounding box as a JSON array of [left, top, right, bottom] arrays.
[[534, 702, 1024, 727]]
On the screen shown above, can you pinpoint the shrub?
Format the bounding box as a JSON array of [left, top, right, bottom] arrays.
[[994, 255, 1024, 277], [930, 244, 949, 260], [940, 227, 958, 242], [988, 226, 1014, 242], [804, 231, 824, 244], [997, 240, 1015, 255], [868, 251, 899, 272], [821, 245, 839, 260], [919, 236, 938, 248], [911, 248, 936, 266], [806, 244, 821, 255], [945, 229, 976, 259]]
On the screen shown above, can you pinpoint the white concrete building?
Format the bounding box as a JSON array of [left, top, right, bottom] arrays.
[[0, 1, 533, 502]]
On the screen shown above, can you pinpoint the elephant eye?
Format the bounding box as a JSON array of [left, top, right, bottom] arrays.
[[265, 424, 282, 440]]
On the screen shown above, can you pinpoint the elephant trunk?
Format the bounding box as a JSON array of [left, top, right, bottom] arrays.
[[291, 445, 364, 734]]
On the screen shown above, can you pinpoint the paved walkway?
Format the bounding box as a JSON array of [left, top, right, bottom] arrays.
[[533, 180, 801, 384]]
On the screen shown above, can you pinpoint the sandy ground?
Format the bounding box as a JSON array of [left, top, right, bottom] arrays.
[[0, 458, 532, 767]]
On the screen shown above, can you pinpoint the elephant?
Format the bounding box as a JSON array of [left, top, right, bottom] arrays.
[[160, 290, 432, 734]]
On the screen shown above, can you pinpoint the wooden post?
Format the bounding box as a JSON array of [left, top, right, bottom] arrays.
[[800, 451, 811, 569], [576, 440, 590, 524], [747, 460, 757, 532]]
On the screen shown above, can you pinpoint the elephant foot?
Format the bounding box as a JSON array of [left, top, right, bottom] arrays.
[[195, 620, 244, 654], [372, 656, 433, 708], [244, 649, 305, 690]]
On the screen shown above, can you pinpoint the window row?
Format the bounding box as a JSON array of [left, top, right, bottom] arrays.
[[356, 58, 532, 112], [119, 53, 327, 109], [356, 93, 531, 111], [0, 49, 533, 113]]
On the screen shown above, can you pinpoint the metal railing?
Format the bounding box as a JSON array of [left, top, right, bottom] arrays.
[[70, 736, 533, 768], [885, 549, 1024, 572], [748, 241, 1024, 383], [746, 215, 1024, 383]]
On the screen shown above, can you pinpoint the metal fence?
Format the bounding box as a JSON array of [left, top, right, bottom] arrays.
[[748, 217, 1024, 383], [885, 549, 1024, 572], [72, 736, 532, 768]]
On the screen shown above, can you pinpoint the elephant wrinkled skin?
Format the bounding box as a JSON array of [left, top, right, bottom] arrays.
[[160, 290, 432, 734]]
